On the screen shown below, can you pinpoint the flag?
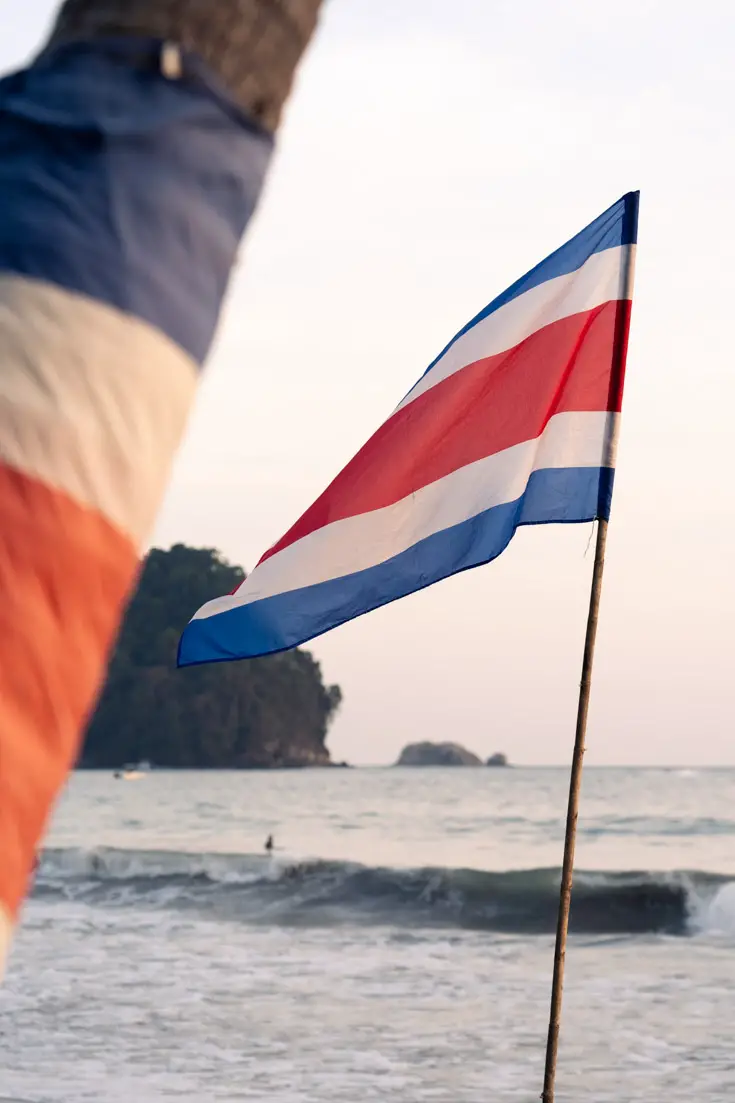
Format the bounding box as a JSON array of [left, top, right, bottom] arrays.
[[0, 38, 274, 971], [179, 192, 639, 665]]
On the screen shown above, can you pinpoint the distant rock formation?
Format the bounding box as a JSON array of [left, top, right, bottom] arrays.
[[395, 741, 482, 767], [486, 752, 509, 767], [80, 545, 342, 769]]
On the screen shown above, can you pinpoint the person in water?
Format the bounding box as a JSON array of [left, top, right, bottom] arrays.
[[265, 835, 274, 854]]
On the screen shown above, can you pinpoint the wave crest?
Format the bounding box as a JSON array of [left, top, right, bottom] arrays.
[[35, 847, 733, 937]]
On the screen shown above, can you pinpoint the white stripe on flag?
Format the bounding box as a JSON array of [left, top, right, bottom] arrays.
[[194, 410, 618, 620], [0, 275, 198, 544], [397, 245, 634, 412]]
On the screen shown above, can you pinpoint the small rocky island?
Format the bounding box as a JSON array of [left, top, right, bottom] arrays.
[[395, 742, 511, 767], [486, 752, 509, 767], [395, 741, 483, 766]]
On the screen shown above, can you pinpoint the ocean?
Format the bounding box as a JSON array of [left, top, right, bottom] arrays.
[[2, 766, 735, 1102]]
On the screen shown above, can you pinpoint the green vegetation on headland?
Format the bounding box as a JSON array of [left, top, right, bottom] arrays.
[[80, 545, 342, 769]]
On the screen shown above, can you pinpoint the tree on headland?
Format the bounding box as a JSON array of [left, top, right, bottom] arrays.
[[81, 545, 342, 768]]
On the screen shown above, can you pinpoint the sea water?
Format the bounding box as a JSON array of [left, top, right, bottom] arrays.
[[2, 767, 735, 1102]]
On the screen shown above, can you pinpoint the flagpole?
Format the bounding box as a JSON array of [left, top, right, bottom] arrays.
[[540, 515, 608, 1103], [540, 205, 638, 1103]]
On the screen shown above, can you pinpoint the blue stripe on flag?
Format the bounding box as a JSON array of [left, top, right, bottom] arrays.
[[178, 465, 615, 665], [0, 42, 271, 365]]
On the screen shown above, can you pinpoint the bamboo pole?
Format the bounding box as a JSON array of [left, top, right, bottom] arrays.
[[540, 516, 608, 1103], [540, 202, 638, 1102]]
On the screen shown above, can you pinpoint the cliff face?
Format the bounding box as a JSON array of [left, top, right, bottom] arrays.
[[80, 545, 341, 768]]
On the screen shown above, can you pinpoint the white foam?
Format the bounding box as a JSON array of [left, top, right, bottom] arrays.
[[689, 881, 735, 937], [40, 845, 274, 887]]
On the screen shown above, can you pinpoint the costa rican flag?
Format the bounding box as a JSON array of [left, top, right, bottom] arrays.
[[179, 192, 639, 665]]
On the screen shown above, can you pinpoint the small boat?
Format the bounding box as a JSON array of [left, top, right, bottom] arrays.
[[113, 761, 151, 781]]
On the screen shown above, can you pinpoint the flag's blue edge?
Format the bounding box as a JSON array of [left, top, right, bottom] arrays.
[[410, 191, 640, 396], [0, 40, 272, 365], [178, 465, 614, 666]]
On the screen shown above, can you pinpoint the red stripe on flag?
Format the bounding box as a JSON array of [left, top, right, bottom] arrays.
[[0, 464, 137, 922], [261, 300, 630, 564]]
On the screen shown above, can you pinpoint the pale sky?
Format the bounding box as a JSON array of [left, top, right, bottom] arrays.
[[4, 2, 734, 765]]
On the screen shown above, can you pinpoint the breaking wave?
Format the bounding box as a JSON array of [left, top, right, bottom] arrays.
[[34, 847, 735, 937]]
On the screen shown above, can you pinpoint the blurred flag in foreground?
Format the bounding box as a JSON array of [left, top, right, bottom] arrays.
[[0, 0, 323, 973], [180, 192, 639, 665]]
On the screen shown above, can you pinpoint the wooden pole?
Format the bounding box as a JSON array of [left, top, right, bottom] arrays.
[[540, 516, 608, 1103], [540, 199, 638, 1103]]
